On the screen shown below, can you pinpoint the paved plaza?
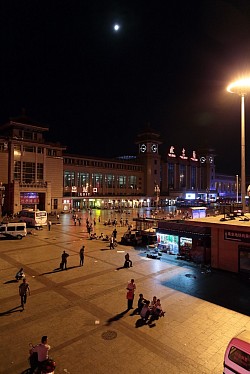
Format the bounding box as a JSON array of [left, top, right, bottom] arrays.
[[0, 209, 250, 374]]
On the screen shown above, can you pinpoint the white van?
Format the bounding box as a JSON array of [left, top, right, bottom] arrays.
[[0, 222, 27, 239], [224, 330, 250, 373]]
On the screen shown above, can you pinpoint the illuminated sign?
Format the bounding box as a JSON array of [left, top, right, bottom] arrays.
[[180, 148, 188, 160], [20, 192, 39, 204], [225, 230, 250, 243], [168, 146, 176, 157], [71, 186, 77, 192], [185, 193, 196, 200], [190, 151, 198, 161]]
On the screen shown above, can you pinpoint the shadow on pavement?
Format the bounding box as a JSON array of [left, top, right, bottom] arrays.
[[106, 309, 129, 326], [116, 266, 128, 270], [0, 305, 23, 316], [4, 279, 18, 284], [161, 266, 250, 316], [39, 265, 79, 276]]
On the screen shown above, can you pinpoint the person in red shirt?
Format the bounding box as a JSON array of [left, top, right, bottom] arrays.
[[126, 279, 136, 309]]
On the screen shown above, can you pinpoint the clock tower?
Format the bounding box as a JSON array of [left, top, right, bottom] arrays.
[[135, 124, 162, 197], [199, 149, 216, 193]]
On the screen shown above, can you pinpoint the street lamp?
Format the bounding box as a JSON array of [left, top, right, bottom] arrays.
[[227, 78, 250, 214]]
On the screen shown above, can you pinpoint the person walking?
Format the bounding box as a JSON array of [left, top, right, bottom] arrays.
[[19, 278, 30, 310], [126, 278, 136, 309], [61, 250, 69, 270], [109, 235, 114, 249], [79, 246, 85, 266]]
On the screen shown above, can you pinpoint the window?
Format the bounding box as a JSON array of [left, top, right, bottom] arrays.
[[168, 163, 174, 189], [179, 164, 186, 188], [23, 146, 34, 153], [53, 199, 58, 210], [14, 161, 21, 180], [37, 163, 44, 180], [37, 147, 43, 154], [23, 131, 33, 140], [64, 171, 75, 187], [128, 176, 137, 189], [47, 149, 56, 156], [77, 172, 89, 187], [228, 346, 250, 371], [191, 166, 196, 189], [106, 174, 115, 188], [23, 162, 35, 182], [118, 175, 126, 188], [92, 173, 103, 188]]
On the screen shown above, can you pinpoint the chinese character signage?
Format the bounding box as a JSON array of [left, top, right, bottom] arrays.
[[20, 192, 39, 204], [168, 146, 176, 158], [225, 230, 250, 243]]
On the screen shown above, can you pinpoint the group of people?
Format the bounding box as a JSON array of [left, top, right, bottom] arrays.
[[126, 279, 165, 324], [138, 294, 165, 323]]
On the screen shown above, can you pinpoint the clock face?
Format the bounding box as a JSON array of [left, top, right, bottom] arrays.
[[200, 156, 206, 163], [140, 144, 147, 153], [151, 144, 158, 153], [209, 156, 213, 164]]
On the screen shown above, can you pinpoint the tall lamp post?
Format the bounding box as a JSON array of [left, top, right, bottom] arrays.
[[227, 78, 250, 214]]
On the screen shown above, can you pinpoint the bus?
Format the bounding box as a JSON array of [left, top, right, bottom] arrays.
[[18, 209, 48, 228]]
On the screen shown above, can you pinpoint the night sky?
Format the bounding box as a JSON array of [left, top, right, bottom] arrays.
[[2, 0, 250, 174]]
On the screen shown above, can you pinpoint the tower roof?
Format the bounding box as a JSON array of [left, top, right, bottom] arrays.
[[135, 123, 162, 144]]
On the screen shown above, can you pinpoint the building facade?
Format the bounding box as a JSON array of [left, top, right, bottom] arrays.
[[0, 116, 240, 215]]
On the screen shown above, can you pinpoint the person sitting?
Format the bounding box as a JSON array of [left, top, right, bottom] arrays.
[[151, 298, 165, 320], [137, 293, 146, 314], [124, 253, 132, 268], [15, 268, 25, 281], [150, 296, 157, 311], [30, 336, 51, 372], [140, 300, 151, 322]]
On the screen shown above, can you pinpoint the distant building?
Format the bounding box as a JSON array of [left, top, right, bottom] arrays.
[[0, 115, 241, 215]]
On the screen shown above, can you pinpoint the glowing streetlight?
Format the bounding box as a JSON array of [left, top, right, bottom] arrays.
[[227, 78, 250, 213]]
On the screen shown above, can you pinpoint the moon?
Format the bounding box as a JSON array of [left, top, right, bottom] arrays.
[[114, 24, 120, 31]]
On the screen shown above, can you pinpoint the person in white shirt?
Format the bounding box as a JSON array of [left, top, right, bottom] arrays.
[[31, 335, 51, 365], [140, 300, 150, 321]]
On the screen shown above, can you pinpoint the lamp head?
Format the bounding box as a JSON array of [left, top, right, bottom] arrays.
[[227, 78, 250, 95]]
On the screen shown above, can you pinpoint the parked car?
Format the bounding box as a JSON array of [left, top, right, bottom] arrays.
[[223, 330, 250, 373], [0, 222, 27, 239]]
